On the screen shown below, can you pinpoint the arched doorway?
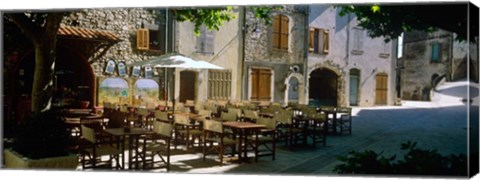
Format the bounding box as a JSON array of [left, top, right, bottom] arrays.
[[309, 68, 338, 106], [288, 77, 300, 103], [349, 69, 360, 106], [179, 71, 197, 103]]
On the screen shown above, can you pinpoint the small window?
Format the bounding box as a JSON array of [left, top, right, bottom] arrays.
[[352, 27, 364, 54], [309, 27, 329, 54], [431, 43, 441, 62], [272, 14, 289, 51], [136, 23, 164, 52], [196, 25, 215, 54]]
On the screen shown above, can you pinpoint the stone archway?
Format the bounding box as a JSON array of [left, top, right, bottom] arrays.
[[309, 68, 339, 106], [307, 62, 345, 107], [284, 72, 305, 105]]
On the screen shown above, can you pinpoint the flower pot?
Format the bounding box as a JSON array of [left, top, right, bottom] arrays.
[[3, 149, 78, 169], [79, 101, 90, 109]]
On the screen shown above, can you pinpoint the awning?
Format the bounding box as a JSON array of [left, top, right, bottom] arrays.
[[57, 26, 120, 42], [57, 26, 121, 63]]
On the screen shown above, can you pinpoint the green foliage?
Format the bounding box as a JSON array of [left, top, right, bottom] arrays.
[[337, 4, 475, 42], [173, 6, 283, 36], [12, 109, 73, 159], [333, 141, 468, 176], [173, 7, 236, 36]]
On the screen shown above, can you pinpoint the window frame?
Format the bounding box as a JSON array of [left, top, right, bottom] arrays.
[[272, 14, 289, 51], [196, 25, 215, 55], [431, 42, 442, 63], [309, 27, 329, 54]]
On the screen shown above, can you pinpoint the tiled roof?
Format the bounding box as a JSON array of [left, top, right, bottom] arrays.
[[57, 26, 120, 42]]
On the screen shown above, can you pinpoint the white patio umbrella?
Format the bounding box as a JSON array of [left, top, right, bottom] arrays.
[[128, 53, 224, 109]]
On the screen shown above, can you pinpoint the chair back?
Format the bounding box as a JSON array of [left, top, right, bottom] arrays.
[[203, 119, 223, 133], [174, 114, 190, 125], [155, 110, 170, 122], [221, 111, 237, 122], [243, 109, 259, 120], [81, 125, 96, 143], [336, 107, 352, 114], [274, 110, 294, 124], [108, 111, 126, 128], [138, 107, 149, 116], [198, 109, 212, 118], [320, 106, 336, 112], [256, 117, 276, 130], [153, 121, 173, 138]]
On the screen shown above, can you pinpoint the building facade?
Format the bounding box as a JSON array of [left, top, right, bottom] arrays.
[[242, 5, 308, 105], [307, 5, 398, 107], [400, 29, 477, 101]]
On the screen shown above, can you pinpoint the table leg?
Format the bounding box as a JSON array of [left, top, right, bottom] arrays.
[[128, 135, 133, 169]]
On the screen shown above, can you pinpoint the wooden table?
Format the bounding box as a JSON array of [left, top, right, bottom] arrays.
[[320, 109, 338, 134], [104, 127, 154, 170], [222, 121, 265, 163]]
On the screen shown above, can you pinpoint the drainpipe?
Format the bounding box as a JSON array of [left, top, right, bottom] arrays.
[[303, 6, 310, 105], [346, 13, 351, 62], [241, 6, 247, 101]]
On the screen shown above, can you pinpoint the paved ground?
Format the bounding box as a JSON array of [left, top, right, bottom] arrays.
[[90, 79, 476, 178]]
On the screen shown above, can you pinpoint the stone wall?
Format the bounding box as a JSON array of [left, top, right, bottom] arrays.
[[62, 8, 164, 77], [243, 5, 308, 103], [400, 29, 468, 101]]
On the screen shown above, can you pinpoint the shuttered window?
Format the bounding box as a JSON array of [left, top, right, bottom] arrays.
[[196, 25, 215, 54], [250, 68, 272, 101], [208, 70, 231, 100], [137, 28, 149, 50], [352, 27, 364, 53], [136, 26, 163, 52], [272, 14, 289, 51], [309, 27, 329, 54], [431, 43, 441, 62]]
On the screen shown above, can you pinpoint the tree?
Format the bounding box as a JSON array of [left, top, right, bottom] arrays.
[[338, 3, 478, 42], [5, 12, 66, 113]]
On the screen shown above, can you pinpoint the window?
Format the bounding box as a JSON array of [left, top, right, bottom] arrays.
[[431, 43, 441, 62], [352, 27, 364, 54], [250, 68, 272, 101], [272, 14, 289, 51], [309, 27, 329, 54], [196, 25, 215, 54], [136, 22, 164, 52], [208, 70, 231, 100]]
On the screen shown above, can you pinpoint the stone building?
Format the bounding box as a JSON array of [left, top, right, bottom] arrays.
[[306, 5, 398, 107], [242, 5, 308, 105], [400, 29, 477, 101]]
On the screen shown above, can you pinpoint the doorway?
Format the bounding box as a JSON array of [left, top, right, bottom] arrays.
[[179, 71, 196, 103], [349, 69, 360, 106], [309, 68, 338, 106]]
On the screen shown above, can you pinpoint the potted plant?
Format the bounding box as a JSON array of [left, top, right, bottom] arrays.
[[3, 108, 78, 169]]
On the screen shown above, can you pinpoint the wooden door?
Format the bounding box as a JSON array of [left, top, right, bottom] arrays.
[[251, 68, 272, 101], [375, 73, 388, 105], [180, 71, 196, 103]]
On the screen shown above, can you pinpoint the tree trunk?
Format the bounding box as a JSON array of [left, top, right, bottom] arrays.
[[31, 39, 56, 112]]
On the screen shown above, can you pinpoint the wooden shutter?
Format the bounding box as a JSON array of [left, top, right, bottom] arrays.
[[137, 28, 149, 50], [280, 15, 289, 50], [205, 30, 215, 54], [272, 15, 281, 49], [251, 69, 259, 100], [258, 69, 272, 101], [375, 74, 388, 105], [208, 70, 231, 100], [322, 29, 329, 54], [309, 28, 315, 52]]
